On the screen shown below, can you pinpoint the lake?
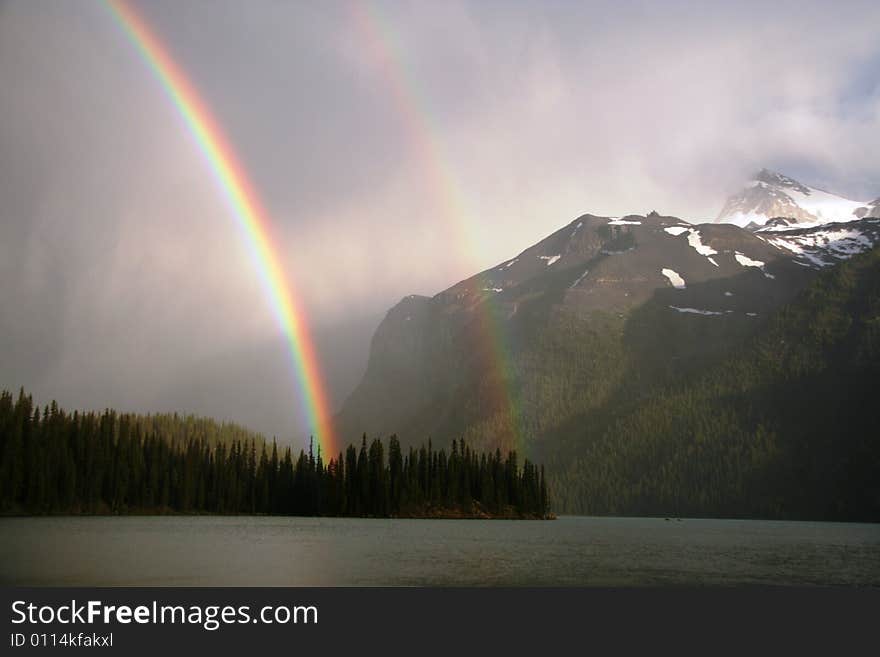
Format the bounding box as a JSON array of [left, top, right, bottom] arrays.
[[1, 516, 877, 586]]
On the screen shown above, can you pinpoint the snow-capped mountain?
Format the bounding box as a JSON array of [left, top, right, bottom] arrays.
[[336, 210, 842, 443], [716, 169, 869, 228], [338, 182, 880, 444], [336, 178, 880, 516]]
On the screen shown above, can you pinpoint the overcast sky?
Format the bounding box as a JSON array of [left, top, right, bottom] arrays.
[[1, 0, 878, 444]]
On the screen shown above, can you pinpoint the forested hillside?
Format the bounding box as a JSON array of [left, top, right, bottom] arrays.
[[0, 395, 549, 518], [0, 401, 266, 514], [548, 247, 880, 519]]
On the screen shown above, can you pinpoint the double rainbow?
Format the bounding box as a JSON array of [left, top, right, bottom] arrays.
[[105, 0, 336, 455]]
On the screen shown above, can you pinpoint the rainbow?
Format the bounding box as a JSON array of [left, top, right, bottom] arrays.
[[104, 0, 336, 455], [352, 1, 524, 452]]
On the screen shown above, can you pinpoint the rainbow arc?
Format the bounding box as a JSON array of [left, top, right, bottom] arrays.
[[353, 1, 523, 452], [105, 0, 336, 455]]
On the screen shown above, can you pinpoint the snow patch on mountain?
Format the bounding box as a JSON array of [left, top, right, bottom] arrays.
[[669, 306, 724, 316], [687, 230, 718, 257], [733, 251, 775, 279], [734, 252, 765, 268], [664, 225, 719, 266], [661, 268, 686, 289], [569, 269, 590, 289], [784, 185, 864, 224], [763, 223, 878, 268]]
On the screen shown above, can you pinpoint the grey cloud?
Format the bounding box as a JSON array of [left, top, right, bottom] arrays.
[[1, 0, 878, 442]]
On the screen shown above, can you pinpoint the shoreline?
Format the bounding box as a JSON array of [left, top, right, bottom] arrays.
[[0, 509, 557, 521]]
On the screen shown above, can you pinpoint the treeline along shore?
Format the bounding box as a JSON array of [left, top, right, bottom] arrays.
[[0, 389, 551, 519]]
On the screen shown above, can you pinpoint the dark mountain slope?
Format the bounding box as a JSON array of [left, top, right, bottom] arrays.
[[336, 212, 817, 449], [549, 247, 880, 519], [335, 205, 879, 519]]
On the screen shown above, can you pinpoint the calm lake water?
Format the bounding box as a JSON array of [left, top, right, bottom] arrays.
[[1, 516, 877, 586]]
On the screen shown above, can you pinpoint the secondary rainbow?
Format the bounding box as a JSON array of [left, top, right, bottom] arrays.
[[352, 1, 524, 452], [104, 0, 336, 455]]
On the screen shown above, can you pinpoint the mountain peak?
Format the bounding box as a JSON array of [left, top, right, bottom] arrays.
[[716, 169, 865, 228], [753, 169, 810, 194]]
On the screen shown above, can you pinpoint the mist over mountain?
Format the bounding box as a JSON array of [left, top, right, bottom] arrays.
[[336, 171, 880, 519]]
